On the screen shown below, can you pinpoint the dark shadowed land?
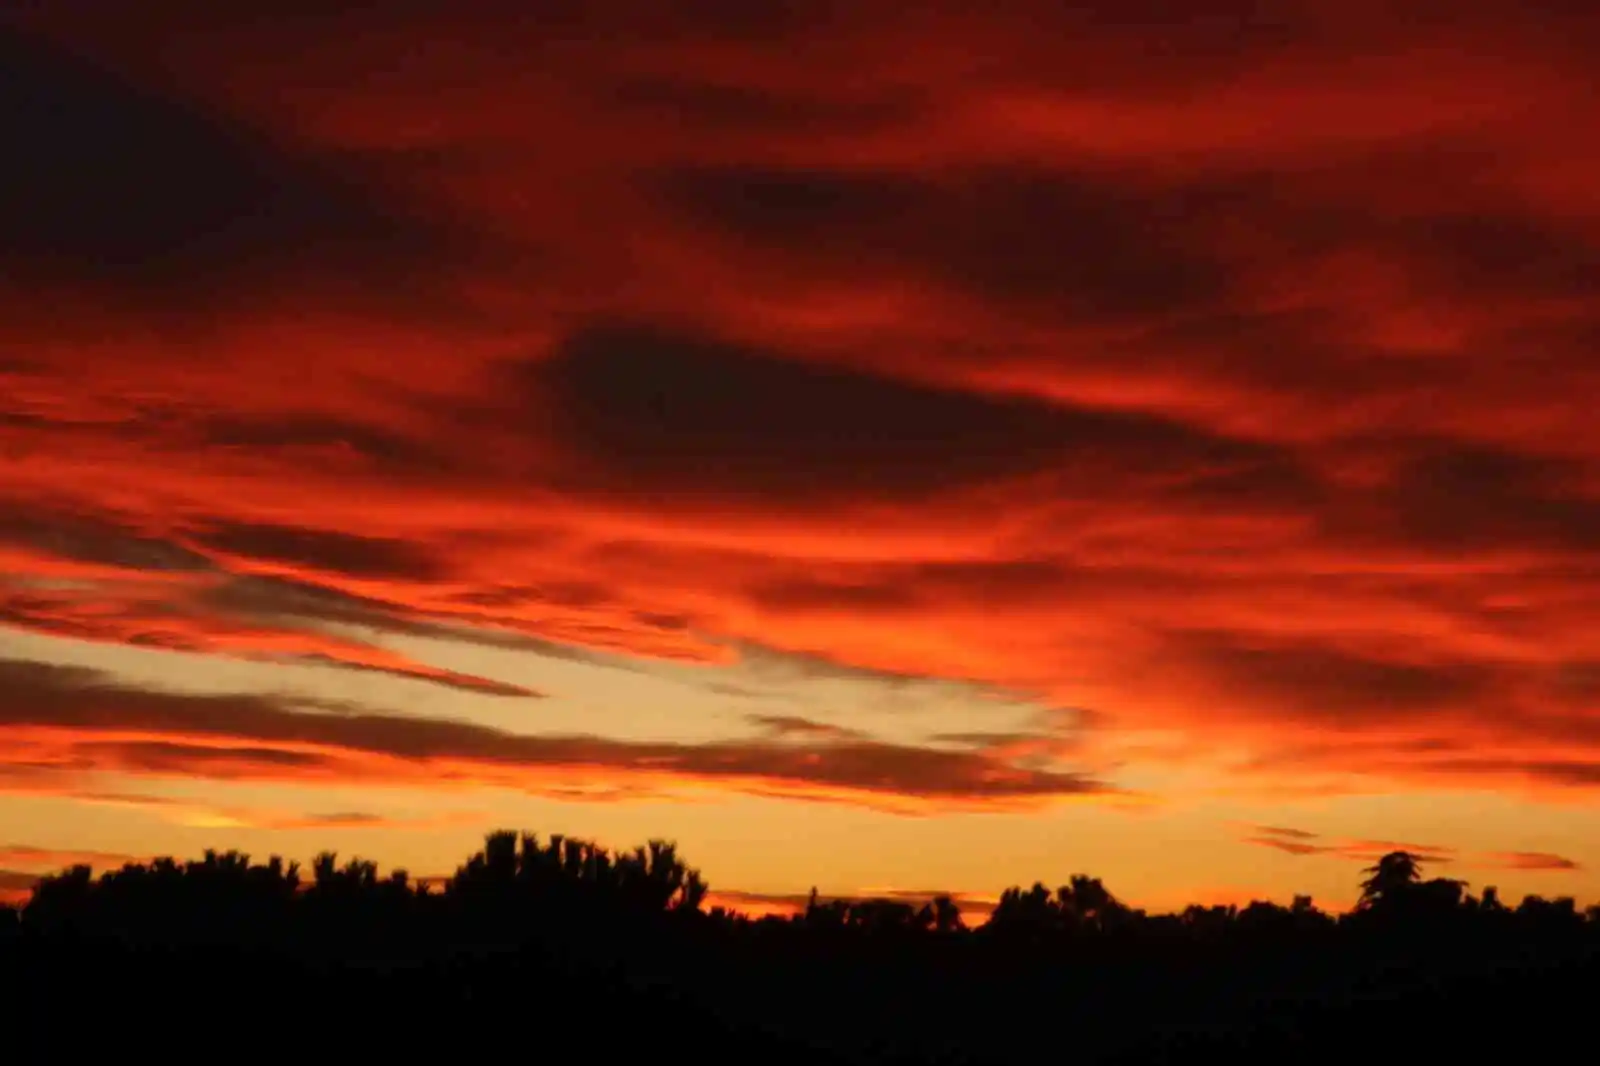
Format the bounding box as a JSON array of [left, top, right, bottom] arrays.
[[4, 835, 1596, 1061]]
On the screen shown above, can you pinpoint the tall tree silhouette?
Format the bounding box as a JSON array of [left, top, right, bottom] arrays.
[[1357, 851, 1424, 911]]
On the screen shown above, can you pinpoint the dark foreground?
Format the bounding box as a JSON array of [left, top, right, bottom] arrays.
[[4, 836, 1597, 1061], [7, 917, 1596, 1061]]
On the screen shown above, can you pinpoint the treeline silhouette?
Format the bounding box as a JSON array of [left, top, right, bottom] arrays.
[[4, 832, 1596, 1061]]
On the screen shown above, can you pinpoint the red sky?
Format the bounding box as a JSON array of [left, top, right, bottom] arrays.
[[2, 1, 1598, 913]]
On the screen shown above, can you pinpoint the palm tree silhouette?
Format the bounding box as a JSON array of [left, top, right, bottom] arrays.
[[1357, 851, 1424, 911]]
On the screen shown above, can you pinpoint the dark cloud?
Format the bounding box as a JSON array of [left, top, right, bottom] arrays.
[[1363, 443, 1600, 559], [744, 559, 1198, 615], [186, 520, 450, 582], [0, 591, 201, 651], [747, 714, 864, 741], [728, 641, 967, 690], [1485, 851, 1581, 872], [1416, 757, 1600, 789], [1409, 213, 1600, 302], [1341, 840, 1456, 864], [447, 581, 612, 611], [199, 572, 423, 630], [709, 886, 999, 920], [299, 811, 388, 827], [201, 572, 626, 669], [744, 576, 922, 613], [1160, 629, 1499, 723], [632, 611, 692, 631], [1245, 835, 1325, 857], [931, 731, 1034, 748], [606, 76, 924, 135], [0, 574, 543, 699], [284, 653, 542, 699], [0, 23, 453, 307], [521, 321, 1286, 504], [654, 165, 1228, 317], [0, 500, 211, 573], [0, 844, 139, 866], [1241, 831, 1457, 863], [195, 415, 457, 482], [0, 659, 1111, 807], [1254, 825, 1320, 841], [81, 741, 327, 777]]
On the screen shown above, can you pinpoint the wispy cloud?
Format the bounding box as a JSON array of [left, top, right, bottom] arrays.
[[1240, 826, 1456, 864], [1482, 851, 1583, 873], [0, 659, 1114, 813]]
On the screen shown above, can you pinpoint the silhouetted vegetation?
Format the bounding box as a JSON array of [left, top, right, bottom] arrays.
[[5, 835, 1597, 1061]]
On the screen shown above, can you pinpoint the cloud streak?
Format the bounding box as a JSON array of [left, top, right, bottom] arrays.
[[0, 659, 1111, 812], [1484, 851, 1583, 873], [1238, 827, 1586, 875]]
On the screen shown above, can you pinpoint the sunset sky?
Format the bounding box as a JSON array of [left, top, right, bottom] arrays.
[[4, 2, 1599, 916]]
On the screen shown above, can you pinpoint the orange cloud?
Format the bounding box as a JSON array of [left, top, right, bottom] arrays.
[[0, 844, 146, 870], [0, 844, 152, 906]]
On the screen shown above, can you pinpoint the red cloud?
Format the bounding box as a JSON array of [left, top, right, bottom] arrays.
[[1, 0, 1599, 819]]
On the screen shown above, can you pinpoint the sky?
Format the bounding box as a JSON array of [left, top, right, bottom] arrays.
[[3, 1, 1599, 916]]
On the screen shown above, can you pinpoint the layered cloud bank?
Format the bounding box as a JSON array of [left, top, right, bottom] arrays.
[[3, 3, 1600, 893]]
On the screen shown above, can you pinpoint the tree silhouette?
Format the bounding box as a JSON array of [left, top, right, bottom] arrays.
[[1357, 850, 1424, 911], [930, 894, 965, 933], [7, 825, 1600, 1064]]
